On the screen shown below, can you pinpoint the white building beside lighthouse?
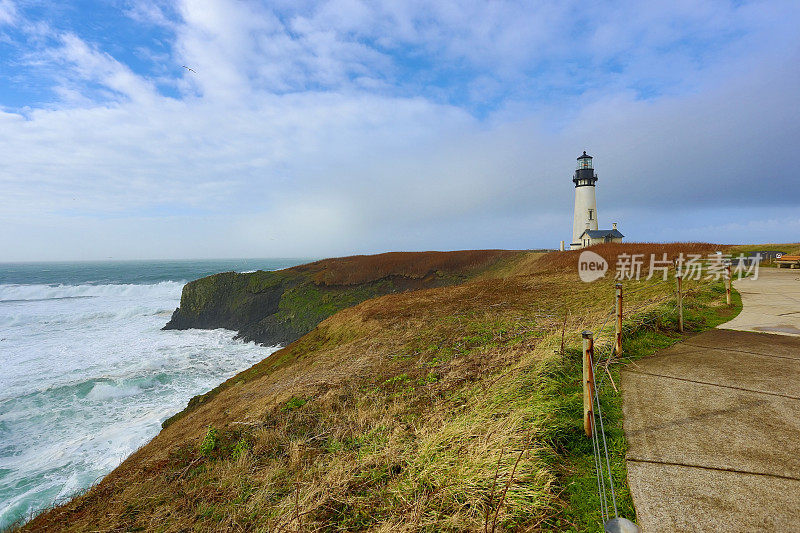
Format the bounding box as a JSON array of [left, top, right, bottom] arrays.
[[569, 151, 623, 250]]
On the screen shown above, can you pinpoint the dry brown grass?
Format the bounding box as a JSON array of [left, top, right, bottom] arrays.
[[533, 242, 728, 274], [291, 250, 523, 286], [23, 245, 730, 532]]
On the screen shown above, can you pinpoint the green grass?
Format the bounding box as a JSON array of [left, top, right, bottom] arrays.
[[541, 282, 742, 531]]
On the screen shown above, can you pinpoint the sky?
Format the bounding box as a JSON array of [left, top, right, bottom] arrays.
[[0, 0, 798, 261]]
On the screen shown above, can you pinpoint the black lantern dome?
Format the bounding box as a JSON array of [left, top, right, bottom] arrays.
[[573, 151, 598, 187]]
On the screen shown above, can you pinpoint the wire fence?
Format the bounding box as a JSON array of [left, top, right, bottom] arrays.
[[582, 272, 731, 529]]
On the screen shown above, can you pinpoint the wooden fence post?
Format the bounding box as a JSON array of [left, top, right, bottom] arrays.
[[677, 275, 684, 333], [582, 331, 595, 437], [615, 283, 623, 357], [725, 262, 732, 306]]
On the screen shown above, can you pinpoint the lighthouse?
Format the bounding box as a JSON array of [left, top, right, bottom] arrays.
[[569, 151, 623, 249]]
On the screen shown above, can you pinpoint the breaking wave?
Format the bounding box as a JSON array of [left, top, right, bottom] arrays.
[[0, 276, 279, 529], [0, 281, 184, 303]]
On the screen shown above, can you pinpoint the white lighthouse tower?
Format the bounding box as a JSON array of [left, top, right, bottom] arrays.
[[569, 151, 623, 249], [571, 151, 598, 247]]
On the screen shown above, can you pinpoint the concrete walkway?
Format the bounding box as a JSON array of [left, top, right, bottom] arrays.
[[722, 267, 800, 336], [621, 268, 800, 532]]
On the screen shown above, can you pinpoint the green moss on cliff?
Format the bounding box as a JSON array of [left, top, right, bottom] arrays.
[[244, 270, 290, 294], [180, 272, 242, 315], [273, 280, 392, 334]]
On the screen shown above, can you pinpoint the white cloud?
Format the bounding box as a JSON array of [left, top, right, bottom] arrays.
[[123, 1, 174, 28], [0, 0, 16, 26], [0, 0, 798, 260], [53, 33, 158, 103]]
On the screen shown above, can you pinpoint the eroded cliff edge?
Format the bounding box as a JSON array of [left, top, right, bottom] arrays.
[[163, 250, 523, 347]]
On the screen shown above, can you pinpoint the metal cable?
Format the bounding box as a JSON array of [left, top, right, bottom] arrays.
[[590, 417, 609, 522], [592, 372, 618, 517], [589, 307, 616, 350], [593, 343, 615, 390]]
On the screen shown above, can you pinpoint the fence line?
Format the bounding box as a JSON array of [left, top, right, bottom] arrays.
[[582, 270, 731, 531]]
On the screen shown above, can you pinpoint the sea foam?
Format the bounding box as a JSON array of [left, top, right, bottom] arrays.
[[0, 279, 279, 528], [0, 280, 184, 302]]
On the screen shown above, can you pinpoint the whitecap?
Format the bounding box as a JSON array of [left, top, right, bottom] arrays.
[[86, 383, 143, 401], [0, 281, 185, 303], [0, 276, 279, 529]]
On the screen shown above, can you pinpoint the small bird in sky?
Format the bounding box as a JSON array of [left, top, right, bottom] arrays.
[[182, 65, 196, 74]]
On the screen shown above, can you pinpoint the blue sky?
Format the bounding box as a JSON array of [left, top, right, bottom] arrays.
[[0, 0, 798, 260]]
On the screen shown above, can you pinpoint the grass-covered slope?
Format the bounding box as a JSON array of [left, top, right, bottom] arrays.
[[164, 250, 524, 346], [25, 244, 740, 532]]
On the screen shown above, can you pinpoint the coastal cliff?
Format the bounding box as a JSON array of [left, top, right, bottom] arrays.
[[24, 244, 742, 532], [164, 250, 523, 346]]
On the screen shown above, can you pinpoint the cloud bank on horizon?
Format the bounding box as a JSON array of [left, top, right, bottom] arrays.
[[0, 0, 798, 261]]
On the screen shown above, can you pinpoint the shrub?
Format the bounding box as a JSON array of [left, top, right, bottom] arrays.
[[231, 437, 251, 461], [199, 427, 218, 457], [281, 397, 307, 411]]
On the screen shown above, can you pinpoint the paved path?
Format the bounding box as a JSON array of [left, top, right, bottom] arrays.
[[722, 267, 800, 336], [621, 268, 800, 532]]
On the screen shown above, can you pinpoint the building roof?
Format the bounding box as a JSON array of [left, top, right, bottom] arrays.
[[580, 228, 625, 239], [577, 150, 592, 160]]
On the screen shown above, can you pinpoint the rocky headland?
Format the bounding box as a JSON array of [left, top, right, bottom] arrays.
[[164, 250, 523, 346]]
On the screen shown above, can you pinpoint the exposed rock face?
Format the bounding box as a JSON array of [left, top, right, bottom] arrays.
[[164, 270, 303, 345], [164, 250, 522, 346]]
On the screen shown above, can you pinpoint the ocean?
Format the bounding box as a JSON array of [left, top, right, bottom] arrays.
[[0, 259, 307, 528]]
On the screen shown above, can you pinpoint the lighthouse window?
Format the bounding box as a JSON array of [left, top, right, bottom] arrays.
[[588, 209, 593, 220]]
